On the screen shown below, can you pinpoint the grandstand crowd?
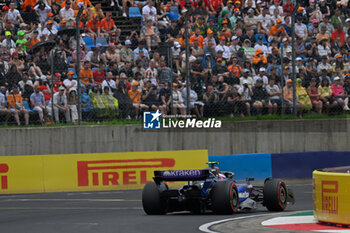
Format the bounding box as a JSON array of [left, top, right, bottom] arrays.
[[0, 0, 350, 125]]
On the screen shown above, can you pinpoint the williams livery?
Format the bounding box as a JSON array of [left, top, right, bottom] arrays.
[[142, 162, 295, 215]]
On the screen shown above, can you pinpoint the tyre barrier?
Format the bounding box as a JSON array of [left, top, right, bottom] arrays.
[[313, 167, 350, 227]]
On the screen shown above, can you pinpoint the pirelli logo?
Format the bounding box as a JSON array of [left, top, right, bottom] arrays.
[[77, 158, 175, 187], [0, 163, 9, 190], [321, 180, 338, 214]]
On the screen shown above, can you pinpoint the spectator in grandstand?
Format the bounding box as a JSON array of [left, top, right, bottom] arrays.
[[102, 72, 117, 95], [269, 18, 289, 43], [85, 44, 102, 67], [225, 84, 245, 117], [253, 67, 268, 86], [318, 78, 334, 114], [142, 80, 160, 111], [266, 78, 281, 115], [331, 76, 346, 110], [134, 40, 150, 62], [120, 40, 134, 63], [80, 61, 94, 86], [342, 75, 350, 111], [30, 85, 50, 124], [86, 16, 101, 39], [303, 78, 321, 114], [317, 56, 332, 73], [67, 87, 78, 122], [0, 86, 10, 125], [2, 31, 16, 54], [102, 43, 120, 65], [41, 20, 58, 39], [101, 86, 119, 118], [5, 64, 22, 90], [100, 12, 117, 37], [6, 2, 24, 26], [172, 82, 186, 116], [295, 78, 312, 114], [141, 19, 160, 52], [34, 2, 51, 24], [64, 70, 77, 90], [128, 81, 147, 118], [52, 85, 69, 123], [18, 72, 34, 101], [7, 86, 29, 126], [283, 79, 300, 114], [252, 49, 268, 71], [142, 0, 157, 22], [251, 79, 272, 115], [203, 84, 220, 117]]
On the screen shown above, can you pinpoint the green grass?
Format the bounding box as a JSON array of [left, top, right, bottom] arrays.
[[285, 211, 314, 217], [0, 114, 349, 129]]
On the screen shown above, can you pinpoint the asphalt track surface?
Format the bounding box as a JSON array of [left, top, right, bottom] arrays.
[[0, 182, 313, 233]]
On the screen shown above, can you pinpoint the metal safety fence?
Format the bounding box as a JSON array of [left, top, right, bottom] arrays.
[[0, 0, 349, 126]]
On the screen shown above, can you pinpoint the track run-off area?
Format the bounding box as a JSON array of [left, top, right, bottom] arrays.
[[0, 182, 313, 233]]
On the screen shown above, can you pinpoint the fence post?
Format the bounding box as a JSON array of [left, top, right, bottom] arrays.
[[76, 6, 84, 125], [291, 2, 300, 116]]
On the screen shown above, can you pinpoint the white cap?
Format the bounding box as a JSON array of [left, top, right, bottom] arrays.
[[125, 40, 132, 45], [282, 37, 288, 42], [346, 18, 350, 23], [59, 86, 66, 91], [296, 57, 302, 61], [242, 79, 249, 84], [286, 48, 292, 53], [257, 0, 262, 3], [40, 75, 47, 81], [334, 76, 340, 81], [231, 36, 238, 40], [174, 41, 181, 48], [234, 84, 241, 89], [259, 67, 266, 72]]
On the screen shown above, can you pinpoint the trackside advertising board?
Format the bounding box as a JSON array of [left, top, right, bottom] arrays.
[[0, 150, 208, 194]]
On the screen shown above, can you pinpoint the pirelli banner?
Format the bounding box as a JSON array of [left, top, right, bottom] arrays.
[[0, 150, 208, 194]]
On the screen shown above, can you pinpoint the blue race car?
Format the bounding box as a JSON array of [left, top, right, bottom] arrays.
[[142, 162, 295, 215]]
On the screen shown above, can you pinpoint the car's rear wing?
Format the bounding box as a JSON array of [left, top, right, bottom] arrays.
[[153, 169, 210, 183]]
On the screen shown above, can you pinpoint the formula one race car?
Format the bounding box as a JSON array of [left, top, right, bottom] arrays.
[[142, 162, 295, 215]]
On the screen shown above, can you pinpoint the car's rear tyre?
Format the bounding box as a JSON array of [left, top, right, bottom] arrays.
[[211, 181, 239, 214], [142, 182, 166, 215], [263, 179, 288, 211]]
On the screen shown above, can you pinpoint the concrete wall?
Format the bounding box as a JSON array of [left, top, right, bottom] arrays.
[[0, 119, 349, 156]]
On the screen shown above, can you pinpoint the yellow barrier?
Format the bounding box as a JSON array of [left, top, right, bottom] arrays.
[[313, 170, 350, 225], [0, 150, 208, 194]]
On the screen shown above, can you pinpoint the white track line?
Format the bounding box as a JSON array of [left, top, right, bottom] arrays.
[[199, 211, 313, 233], [199, 213, 281, 233]]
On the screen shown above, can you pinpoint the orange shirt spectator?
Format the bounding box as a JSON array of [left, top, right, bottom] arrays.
[[86, 18, 101, 33], [7, 93, 23, 109], [128, 89, 142, 104], [270, 19, 284, 36], [228, 64, 242, 78], [190, 35, 204, 48], [80, 68, 94, 85], [100, 17, 116, 32], [22, 0, 37, 11], [331, 29, 346, 46], [252, 49, 268, 65]]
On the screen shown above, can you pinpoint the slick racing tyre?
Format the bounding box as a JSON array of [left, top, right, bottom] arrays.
[[142, 182, 167, 215], [211, 181, 239, 214], [263, 179, 288, 211]]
